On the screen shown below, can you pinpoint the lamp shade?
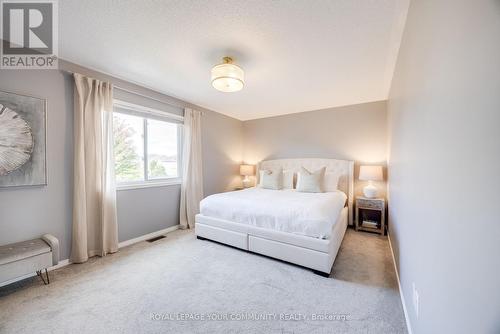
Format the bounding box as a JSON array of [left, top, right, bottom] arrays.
[[211, 57, 244, 92], [359, 165, 383, 181], [240, 164, 255, 176]]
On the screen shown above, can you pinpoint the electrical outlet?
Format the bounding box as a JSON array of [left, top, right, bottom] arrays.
[[412, 282, 419, 319]]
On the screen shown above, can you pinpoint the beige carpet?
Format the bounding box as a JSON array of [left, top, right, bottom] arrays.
[[0, 228, 407, 334]]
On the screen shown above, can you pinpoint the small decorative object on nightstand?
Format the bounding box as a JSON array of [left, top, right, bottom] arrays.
[[240, 164, 255, 188], [356, 197, 386, 235], [359, 165, 383, 198]]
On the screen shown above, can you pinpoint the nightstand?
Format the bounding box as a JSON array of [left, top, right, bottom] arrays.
[[355, 197, 386, 235]]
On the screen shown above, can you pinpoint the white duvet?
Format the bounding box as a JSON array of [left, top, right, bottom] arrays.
[[199, 187, 347, 239]]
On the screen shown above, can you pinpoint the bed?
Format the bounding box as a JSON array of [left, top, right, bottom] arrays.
[[195, 158, 354, 275]]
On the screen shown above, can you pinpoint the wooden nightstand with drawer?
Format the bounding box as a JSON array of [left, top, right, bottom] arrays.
[[355, 197, 386, 235]]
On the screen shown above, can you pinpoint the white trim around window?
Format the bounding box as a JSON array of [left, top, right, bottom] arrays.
[[116, 179, 182, 191], [113, 100, 184, 191], [113, 99, 184, 122]]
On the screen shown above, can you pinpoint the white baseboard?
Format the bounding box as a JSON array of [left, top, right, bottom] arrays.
[[118, 224, 179, 248], [0, 225, 180, 288], [388, 232, 413, 334], [51, 258, 71, 270]]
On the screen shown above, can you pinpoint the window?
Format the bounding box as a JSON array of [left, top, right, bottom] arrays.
[[113, 101, 182, 189]]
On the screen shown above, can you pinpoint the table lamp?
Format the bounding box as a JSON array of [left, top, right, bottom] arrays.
[[359, 165, 383, 198], [240, 164, 255, 188]]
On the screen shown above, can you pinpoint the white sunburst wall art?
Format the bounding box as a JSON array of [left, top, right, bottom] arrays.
[[0, 91, 47, 187]]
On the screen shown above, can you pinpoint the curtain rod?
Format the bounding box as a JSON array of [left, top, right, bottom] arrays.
[[62, 69, 190, 111]]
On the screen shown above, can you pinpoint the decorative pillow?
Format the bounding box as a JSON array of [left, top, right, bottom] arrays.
[[258, 169, 293, 189], [282, 169, 294, 189], [261, 168, 283, 190], [258, 170, 269, 186], [296, 167, 326, 193], [323, 172, 340, 192]]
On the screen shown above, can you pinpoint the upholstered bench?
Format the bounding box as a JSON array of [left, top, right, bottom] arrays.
[[0, 234, 59, 285]]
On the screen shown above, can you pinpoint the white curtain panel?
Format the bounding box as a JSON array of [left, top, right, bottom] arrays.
[[180, 108, 203, 229], [71, 73, 119, 263]]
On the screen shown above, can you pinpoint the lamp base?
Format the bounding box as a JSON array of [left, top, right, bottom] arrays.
[[242, 175, 251, 188], [363, 183, 378, 198]]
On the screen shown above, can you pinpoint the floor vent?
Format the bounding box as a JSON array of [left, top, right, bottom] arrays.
[[146, 235, 166, 243]]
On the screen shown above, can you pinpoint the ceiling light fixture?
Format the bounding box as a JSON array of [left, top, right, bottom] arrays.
[[211, 57, 244, 92]]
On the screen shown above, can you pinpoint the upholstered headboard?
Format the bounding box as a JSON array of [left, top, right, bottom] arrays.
[[257, 158, 354, 225]]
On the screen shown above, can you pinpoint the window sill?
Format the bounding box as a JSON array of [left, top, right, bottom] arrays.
[[116, 180, 182, 191]]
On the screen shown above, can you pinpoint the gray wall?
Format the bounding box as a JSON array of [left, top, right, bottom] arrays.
[[202, 110, 243, 196], [0, 61, 243, 260], [116, 186, 181, 243], [243, 101, 388, 197], [0, 69, 74, 263], [387, 1, 500, 333]]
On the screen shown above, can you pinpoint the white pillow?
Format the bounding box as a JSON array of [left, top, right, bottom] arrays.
[[296, 167, 326, 193], [261, 169, 283, 190], [259, 169, 294, 189], [323, 172, 340, 192], [282, 170, 294, 189], [258, 170, 268, 186]]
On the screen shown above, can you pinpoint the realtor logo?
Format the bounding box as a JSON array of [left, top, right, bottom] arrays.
[[1, 0, 58, 69]]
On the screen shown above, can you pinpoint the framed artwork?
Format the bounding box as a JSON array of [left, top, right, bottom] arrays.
[[0, 90, 47, 187]]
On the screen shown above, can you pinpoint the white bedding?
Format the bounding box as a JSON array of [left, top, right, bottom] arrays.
[[199, 188, 347, 239]]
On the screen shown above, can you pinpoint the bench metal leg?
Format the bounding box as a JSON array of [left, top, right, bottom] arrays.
[[36, 268, 50, 285]]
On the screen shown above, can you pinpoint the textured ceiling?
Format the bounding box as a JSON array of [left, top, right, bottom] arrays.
[[60, 0, 409, 120]]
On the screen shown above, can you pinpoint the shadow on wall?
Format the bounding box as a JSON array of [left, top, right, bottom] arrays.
[[224, 153, 243, 191], [203, 151, 242, 195]]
